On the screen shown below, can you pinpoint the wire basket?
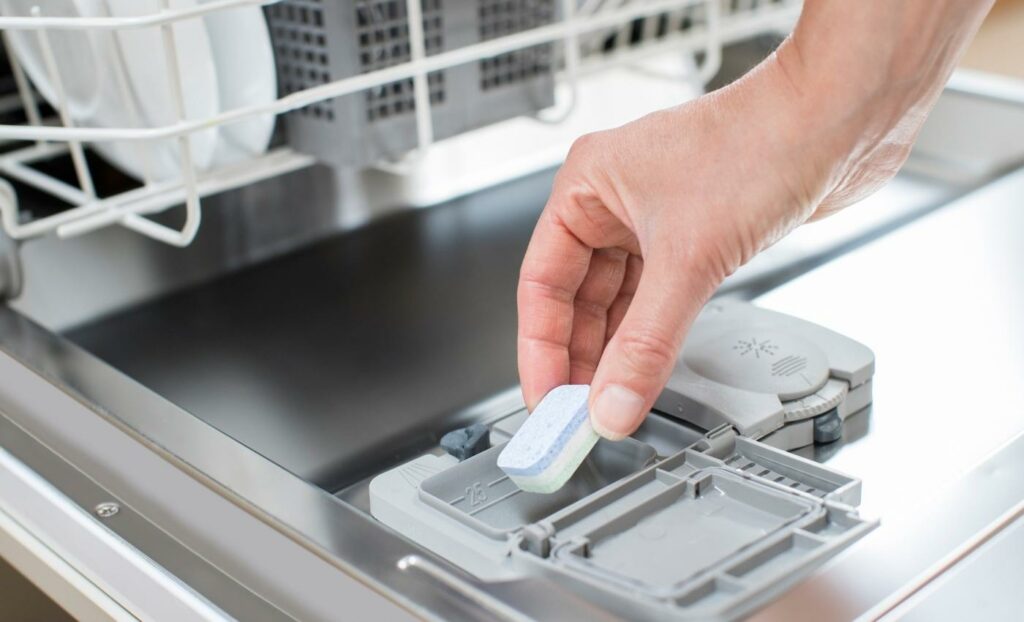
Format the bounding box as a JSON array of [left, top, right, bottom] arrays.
[[0, 0, 800, 248]]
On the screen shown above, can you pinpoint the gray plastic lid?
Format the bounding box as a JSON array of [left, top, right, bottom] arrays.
[[656, 300, 875, 444], [685, 328, 830, 401]]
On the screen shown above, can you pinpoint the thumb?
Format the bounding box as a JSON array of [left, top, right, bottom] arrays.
[[588, 245, 715, 440]]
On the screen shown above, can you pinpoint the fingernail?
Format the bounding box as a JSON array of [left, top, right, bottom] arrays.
[[590, 384, 645, 440]]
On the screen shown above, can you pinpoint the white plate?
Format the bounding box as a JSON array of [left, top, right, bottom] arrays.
[[201, 0, 276, 166], [104, 0, 219, 180], [0, 0, 150, 178], [0, 0, 103, 120], [2, 0, 222, 182]]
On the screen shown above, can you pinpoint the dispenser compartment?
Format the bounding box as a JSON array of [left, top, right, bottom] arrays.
[[368, 299, 880, 618], [420, 437, 658, 538]]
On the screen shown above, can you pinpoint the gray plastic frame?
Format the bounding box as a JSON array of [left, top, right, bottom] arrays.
[[370, 420, 876, 621], [370, 300, 878, 619]]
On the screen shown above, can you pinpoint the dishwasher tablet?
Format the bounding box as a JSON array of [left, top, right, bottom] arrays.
[[497, 384, 599, 494]]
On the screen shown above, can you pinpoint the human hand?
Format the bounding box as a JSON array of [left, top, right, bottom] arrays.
[[517, 0, 992, 439]]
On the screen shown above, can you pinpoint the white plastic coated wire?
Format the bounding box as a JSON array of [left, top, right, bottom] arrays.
[[0, 0, 799, 247]]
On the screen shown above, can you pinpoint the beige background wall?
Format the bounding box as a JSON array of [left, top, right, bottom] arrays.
[[961, 0, 1024, 78]]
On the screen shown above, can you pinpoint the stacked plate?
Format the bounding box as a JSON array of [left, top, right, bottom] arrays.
[[1, 0, 277, 181]]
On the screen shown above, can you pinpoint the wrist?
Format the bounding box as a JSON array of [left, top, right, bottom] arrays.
[[770, 0, 994, 214]]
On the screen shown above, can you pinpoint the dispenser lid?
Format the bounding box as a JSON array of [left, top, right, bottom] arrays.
[[530, 434, 876, 620], [684, 328, 830, 401], [656, 300, 875, 443]]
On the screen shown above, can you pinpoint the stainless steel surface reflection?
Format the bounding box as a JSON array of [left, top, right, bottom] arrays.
[[752, 166, 1024, 620], [889, 508, 1024, 620], [59, 170, 968, 492], [65, 170, 554, 490]]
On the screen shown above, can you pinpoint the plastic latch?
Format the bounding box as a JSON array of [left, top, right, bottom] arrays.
[[692, 424, 737, 458], [520, 522, 556, 557], [440, 423, 491, 461], [689, 473, 713, 497]]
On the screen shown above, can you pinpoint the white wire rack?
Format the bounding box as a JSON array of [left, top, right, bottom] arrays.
[[0, 0, 799, 247]]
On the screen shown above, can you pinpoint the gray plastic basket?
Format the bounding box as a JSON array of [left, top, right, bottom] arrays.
[[265, 0, 557, 168]]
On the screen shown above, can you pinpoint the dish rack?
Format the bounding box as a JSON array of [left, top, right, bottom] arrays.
[[0, 0, 800, 248]]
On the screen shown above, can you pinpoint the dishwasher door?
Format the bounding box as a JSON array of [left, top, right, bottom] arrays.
[[2, 77, 1024, 621]]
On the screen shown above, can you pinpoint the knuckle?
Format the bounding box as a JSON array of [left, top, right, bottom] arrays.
[[569, 359, 598, 378], [573, 297, 607, 321], [519, 273, 574, 304], [618, 330, 678, 378], [567, 132, 602, 160]]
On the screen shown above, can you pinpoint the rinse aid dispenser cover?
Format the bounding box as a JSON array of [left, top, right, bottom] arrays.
[[655, 299, 875, 450]]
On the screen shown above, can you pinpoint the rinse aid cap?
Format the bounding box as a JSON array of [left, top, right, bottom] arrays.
[[683, 328, 831, 402], [655, 300, 875, 447]]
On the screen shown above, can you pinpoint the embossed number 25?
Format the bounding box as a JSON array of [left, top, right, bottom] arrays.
[[466, 481, 487, 506]]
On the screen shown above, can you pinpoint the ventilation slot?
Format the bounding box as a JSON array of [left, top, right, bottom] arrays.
[[724, 456, 827, 498]]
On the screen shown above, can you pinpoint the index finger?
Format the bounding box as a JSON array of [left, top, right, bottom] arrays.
[[517, 207, 592, 410]]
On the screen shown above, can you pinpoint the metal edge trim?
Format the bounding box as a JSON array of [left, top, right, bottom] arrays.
[[0, 445, 230, 621]]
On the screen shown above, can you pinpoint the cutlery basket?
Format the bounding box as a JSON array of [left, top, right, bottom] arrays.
[[265, 0, 558, 167]]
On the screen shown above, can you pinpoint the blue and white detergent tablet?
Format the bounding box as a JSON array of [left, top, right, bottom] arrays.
[[497, 385, 599, 494]]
